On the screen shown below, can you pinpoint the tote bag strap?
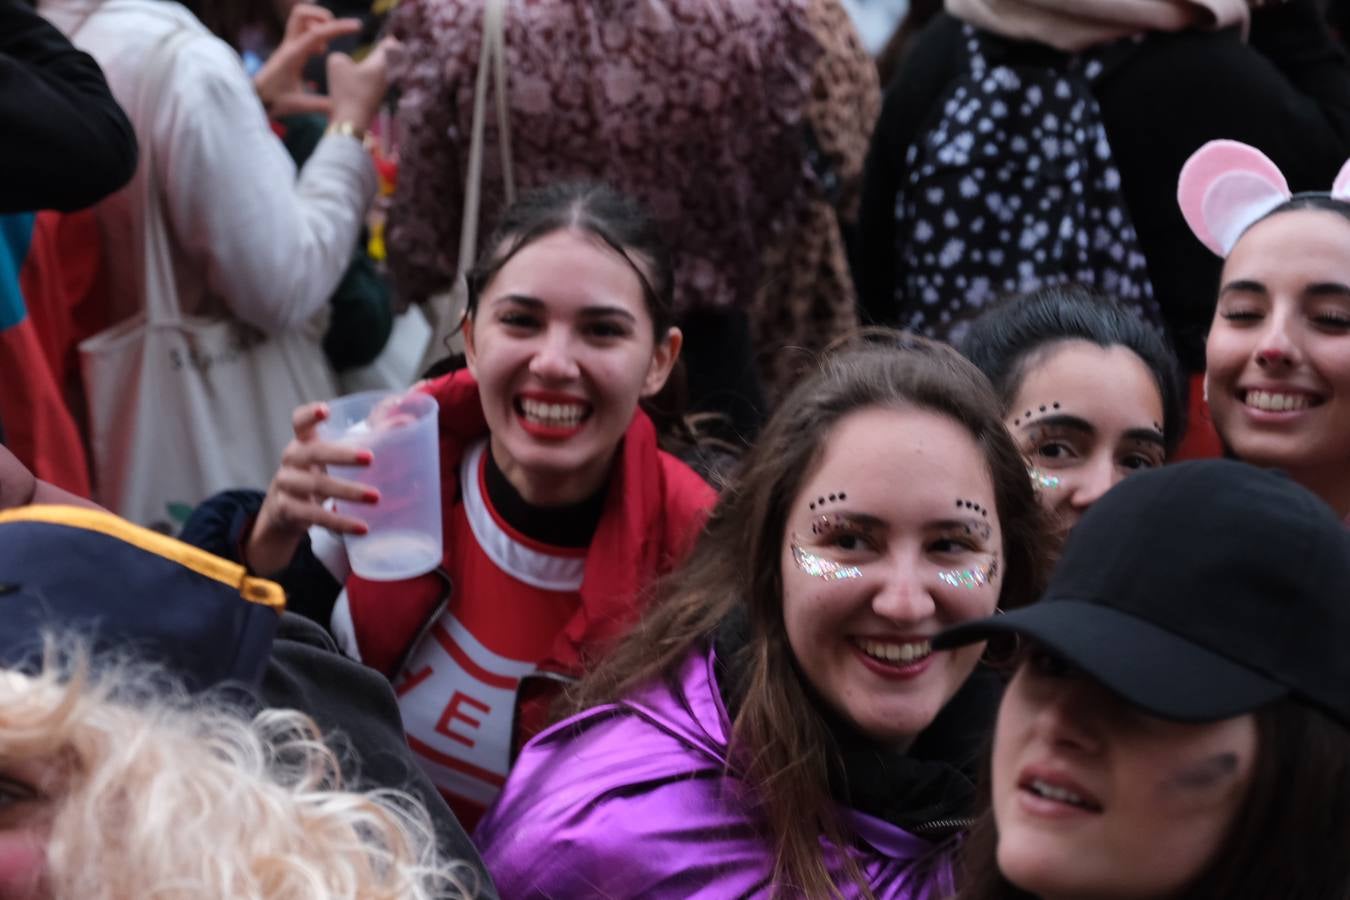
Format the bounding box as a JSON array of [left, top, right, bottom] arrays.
[[69, 5, 193, 325], [456, 0, 515, 280], [489, 0, 514, 204], [131, 26, 197, 326]]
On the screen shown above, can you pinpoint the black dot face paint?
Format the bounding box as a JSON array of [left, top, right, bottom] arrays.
[[955, 498, 989, 518], [1161, 752, 1240, 793], [1014, 402, 1063, 429], [807, 491, 848, 511]]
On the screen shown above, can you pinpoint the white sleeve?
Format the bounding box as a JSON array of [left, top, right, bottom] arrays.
[[308, 522, 351, 583], [310, 523, 361, 660], [155, 35, 377, 333]]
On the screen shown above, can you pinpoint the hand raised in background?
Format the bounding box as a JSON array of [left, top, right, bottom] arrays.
[[253, 3, 361, 119], [327, 36, 403, 136]]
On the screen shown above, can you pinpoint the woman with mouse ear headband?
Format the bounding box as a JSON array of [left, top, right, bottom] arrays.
[[1179, 138, 1350, 518], [937, 459, 1350, 900], [859, 0, 1350, 464]]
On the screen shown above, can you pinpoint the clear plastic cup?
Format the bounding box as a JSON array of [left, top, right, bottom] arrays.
[[318, 390, 442, 581]]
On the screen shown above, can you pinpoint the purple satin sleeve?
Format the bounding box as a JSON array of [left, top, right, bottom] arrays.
[[474, 650, 958, 898]]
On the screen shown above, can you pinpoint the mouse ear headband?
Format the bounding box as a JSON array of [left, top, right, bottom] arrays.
[[1178, 140, 1350, 257]]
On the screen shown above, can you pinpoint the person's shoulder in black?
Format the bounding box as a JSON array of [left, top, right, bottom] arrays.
[[264, 612, 499, 899], [854, 13, 964, 325], [0, 0, 137, 213]]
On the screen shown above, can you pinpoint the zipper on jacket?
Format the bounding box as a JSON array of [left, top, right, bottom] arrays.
[[911, 817, 976, 838]]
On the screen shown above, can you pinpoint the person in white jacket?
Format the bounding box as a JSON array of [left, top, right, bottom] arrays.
[[37, 0, 394, 526], [39, 0, 391, 333]]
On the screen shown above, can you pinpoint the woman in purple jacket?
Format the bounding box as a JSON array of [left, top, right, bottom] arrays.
[[475, 333, 1053, 898]]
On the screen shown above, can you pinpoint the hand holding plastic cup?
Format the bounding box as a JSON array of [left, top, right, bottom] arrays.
[[317, 390, 442, 580]]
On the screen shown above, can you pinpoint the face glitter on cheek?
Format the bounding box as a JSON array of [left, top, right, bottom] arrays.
[[937, 556, 1000, 589], [791, 543, 863, 581], [1028, 466, 1062, 490]]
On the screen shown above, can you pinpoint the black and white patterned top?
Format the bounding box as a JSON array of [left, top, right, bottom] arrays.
[[893, 26, 1160, 344]]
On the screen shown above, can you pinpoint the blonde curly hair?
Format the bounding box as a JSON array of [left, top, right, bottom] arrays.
[[0, 642, 477, 899]]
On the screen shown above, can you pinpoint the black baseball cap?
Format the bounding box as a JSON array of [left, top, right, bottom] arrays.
[[935, 460, 1350, 726]]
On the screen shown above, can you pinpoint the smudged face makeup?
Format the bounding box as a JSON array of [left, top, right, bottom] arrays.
[[992, 650, 1257, 900], [1206, 211, 1350, 498], [465, 229, 680, 505], [1007, 340, 1165, 532], [781, 406, 1003, 748]]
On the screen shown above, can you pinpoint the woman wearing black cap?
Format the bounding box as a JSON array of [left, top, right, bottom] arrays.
[[937, 459, 1350, 899]]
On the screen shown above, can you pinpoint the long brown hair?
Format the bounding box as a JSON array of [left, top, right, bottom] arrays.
[[567, 331, 1053, 898], [953, 697, 1350, 900]]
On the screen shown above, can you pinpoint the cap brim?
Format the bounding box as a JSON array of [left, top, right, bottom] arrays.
[[935, 601, 1287, 723]]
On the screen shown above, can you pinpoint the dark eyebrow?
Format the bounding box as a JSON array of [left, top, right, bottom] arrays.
[[826, 510, 891, 531], [1021, 413, 1095, 436], [1219, 280, 1268, 298], [1304, 282, 1350, 300], [804, 510, 891, 531], [493, 294, 638, 323], [577, 305, 638, 323], [1122, 428, 1166, 447], [493, 293, 544, 309], [931, 517, 994, 542]]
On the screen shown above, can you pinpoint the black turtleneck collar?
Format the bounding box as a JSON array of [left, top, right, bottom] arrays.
[[713, 607, 1001, 839], [482, 445, 607, 549]]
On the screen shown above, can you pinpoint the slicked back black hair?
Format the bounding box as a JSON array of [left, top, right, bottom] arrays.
[[959, 284, 1187, 456]]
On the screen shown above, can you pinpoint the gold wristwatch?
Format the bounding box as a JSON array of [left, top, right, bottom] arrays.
[[326, 120, 363, 139]]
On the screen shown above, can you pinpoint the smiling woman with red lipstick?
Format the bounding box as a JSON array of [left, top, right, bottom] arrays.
[[474, 334, 1052, 898], [186, 182, 716, 831], [1179, 140, 1350, 518], [938, 461, 1350, 900]]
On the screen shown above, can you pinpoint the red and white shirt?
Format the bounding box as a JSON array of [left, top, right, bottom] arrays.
[[327, 440, 585, 827]]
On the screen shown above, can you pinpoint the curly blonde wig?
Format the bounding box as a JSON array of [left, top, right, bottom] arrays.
[[0, 643, 477, 899]]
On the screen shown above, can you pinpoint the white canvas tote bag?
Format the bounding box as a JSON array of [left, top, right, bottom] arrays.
[[80, 22, 338, 533]]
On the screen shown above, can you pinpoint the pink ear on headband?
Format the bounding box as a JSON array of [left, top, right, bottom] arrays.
[[1334, 157, 1350, 202], [1178, 140, 1291, 257]]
